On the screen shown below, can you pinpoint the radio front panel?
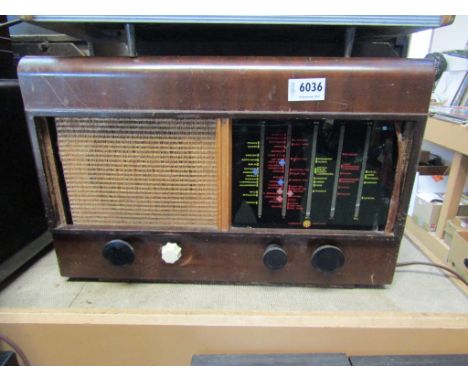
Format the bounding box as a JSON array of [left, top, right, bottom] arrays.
[[18, 56, 434, 286], [51, 116, 399, 233]]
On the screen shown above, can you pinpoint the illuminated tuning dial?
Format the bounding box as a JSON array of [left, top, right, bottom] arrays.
[[161, 242, 182, 264]]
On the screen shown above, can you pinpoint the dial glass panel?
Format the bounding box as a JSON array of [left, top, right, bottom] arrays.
[[232, 119, 397, 230]]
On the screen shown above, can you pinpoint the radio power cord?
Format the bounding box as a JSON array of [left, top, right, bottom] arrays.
[[396, 261, 468, 287], [0, 333, 31, 366]]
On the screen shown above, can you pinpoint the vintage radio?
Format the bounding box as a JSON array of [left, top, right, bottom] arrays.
[[18, 56, 434, 286]]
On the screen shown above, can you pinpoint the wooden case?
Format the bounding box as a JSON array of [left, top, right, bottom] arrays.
[[18, 56, 434, 286]]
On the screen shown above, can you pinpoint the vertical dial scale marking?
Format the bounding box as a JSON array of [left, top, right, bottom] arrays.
[[305, 125, 319, 220], [354, 124, 372, 220], [330, 124, 345, 220], [258, 123, 265, 218], [281, 124, 292, 219]]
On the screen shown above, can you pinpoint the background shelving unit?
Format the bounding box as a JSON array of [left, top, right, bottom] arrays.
[[405, 117, 468, 280]]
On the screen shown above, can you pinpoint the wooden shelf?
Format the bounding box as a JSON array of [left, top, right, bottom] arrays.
[[408, 117, 468, 291], [417, 165, 449, 176], [422, 117, 468, 239], [1, 308, 467, 366], [424, 117, 468, 155]]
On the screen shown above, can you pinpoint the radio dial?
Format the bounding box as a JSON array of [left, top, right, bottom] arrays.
[[161, 242, 182, 264], [263, 244, 288, 270], [102, 240, 135, 266], [311, 245, 345, 272]]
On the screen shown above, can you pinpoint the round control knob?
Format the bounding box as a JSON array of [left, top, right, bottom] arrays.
[[311, 245, 345, 272], [102, 239, 135, 266], [161, 242, 182, 264], [263, 244, 287, 270]]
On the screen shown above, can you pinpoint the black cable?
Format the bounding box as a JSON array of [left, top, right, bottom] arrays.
[[396, 261, 468, 287], [0, 18, 23, 29], [0, 333, 31, 366]]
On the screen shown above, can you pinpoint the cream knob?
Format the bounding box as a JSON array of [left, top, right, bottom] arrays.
[[161, 242, 182, 264]]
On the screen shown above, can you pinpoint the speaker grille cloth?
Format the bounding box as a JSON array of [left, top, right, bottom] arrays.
[[55, 118, 217, 228]]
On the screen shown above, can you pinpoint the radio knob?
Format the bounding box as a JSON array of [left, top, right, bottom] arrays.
[[311, 245, 345, 272], [263, 244, 288, 270], [102, 240, 135, 266], [161, 242, 182, 264]]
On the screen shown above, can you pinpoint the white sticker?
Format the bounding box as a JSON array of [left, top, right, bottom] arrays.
[[288, 78, 326, 102]]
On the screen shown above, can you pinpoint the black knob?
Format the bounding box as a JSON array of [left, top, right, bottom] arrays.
[[311, 245, 345, 272], [102, 239, 135, 266], [263, 244, 287, 270]]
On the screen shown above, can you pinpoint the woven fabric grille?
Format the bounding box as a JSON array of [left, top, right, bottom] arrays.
[[55, 117, 218, 229]]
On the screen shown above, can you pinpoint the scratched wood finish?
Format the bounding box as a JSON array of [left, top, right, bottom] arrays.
[[34, 118, 68, 226], [18, 57, 434, 115], [53, 230, 398, 286], [17, 57, 434, 285]]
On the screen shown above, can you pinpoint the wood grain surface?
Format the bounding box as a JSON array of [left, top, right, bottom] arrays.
[[17, 56, 434, 285]]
